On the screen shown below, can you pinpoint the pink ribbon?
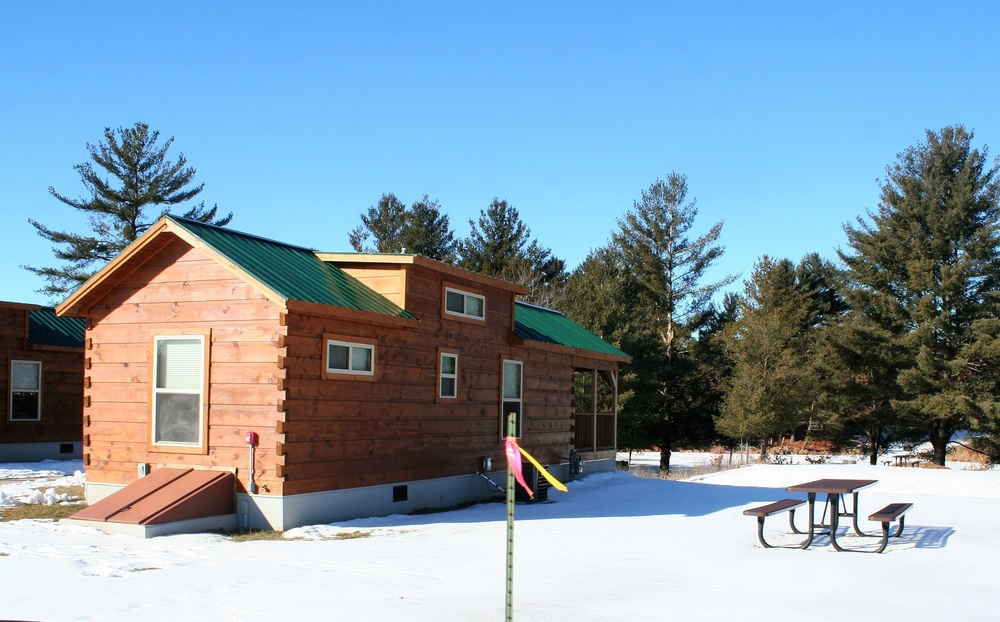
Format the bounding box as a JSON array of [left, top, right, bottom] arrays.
[[505, 436, 533, 498]]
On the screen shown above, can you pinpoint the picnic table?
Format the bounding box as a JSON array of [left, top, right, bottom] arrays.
[[785, 478, 877, 552], [745, 477, 912, 552], [893, 454, 921, 467]]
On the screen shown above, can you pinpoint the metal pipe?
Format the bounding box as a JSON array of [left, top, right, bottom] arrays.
[[248, 444, 258, 494]]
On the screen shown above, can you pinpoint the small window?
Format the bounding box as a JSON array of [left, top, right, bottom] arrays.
[[439, 352, 458, 399], [501, 359, 523, 438], [10, 360, 42, 421], [445, 287, 486, 320], [151, 335, 208, 449], [325, 339, 375, 376]]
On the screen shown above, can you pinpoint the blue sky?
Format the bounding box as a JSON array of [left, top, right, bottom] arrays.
[[2, 1, 998, 306]]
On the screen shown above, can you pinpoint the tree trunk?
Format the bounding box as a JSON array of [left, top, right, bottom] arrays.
[[867, 426, 884, 466], [929, 420, 953, 466], [658, 430, 672, 478]]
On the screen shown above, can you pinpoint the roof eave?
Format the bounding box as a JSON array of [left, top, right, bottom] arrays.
[[57, 216, 292, 317], [57, 218, 174, 317], [285, 299, 419, 328], [514, 335, 632, 364]]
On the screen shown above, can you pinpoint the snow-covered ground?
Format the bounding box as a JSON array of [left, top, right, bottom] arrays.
[[2, 454, 999, 621]]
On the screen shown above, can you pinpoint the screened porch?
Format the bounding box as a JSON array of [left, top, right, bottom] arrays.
[[572, 368, 618, 451]]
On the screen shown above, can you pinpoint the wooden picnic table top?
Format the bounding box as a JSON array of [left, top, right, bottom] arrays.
[[786, 478, 878, 495]]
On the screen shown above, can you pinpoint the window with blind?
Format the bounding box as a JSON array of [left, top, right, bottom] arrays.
[[151, 334, 208, 449], [444, 287, 486, 321], [10, 360, 41, 421], [322, 334, 377, 380], [501, 359, 523, 438]]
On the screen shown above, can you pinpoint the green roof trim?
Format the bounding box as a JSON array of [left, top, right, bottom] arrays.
[[166, 216, 414, 319], [29, 307, 85, 348], [514, 302, 629, 359]]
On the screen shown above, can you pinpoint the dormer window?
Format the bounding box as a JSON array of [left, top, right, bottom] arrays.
[[444, 287, 485, 321]]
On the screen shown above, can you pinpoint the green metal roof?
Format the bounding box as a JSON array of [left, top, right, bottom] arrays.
[[29, 307, 85, 348], [514, 302, 629, 359], [167, 216, 414, 319]]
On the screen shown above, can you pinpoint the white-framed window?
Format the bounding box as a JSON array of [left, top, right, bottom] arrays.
[[444, 287, 486, 320], [325, 339, 375, 376], [501, 359, 523, 438], [10, 360, 41, 421], [151, 334, 208, 450], [439, 352, 458, 399]]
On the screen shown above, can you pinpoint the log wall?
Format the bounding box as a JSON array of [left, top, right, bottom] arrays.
[[0, 304, 84, 447], [81, 239, 286, 493], [280, 262, 587, 495], [81, 239, 618, 500]]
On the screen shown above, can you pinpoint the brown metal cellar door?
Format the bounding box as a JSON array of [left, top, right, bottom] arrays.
[[71, 468, 235, 525]]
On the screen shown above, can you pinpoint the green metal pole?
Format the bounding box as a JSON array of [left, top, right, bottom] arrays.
[[505, 411, 516, 622]]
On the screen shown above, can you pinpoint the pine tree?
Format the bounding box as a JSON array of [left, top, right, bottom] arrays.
[[350, 194, 458, 262], [457, 198, 531, 277], [349, 193, 408, 253], [399, 195, 457, 262], [815, 309, 914, 464], [457, 198, 566, 302], [24, 122, 231, 298], [717, 257, 817, 453], [611, 173, 736, 475], [841, 125, 1000, 465]]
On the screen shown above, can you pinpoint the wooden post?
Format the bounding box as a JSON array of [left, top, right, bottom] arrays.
[[590, 370, 598, 452], [505, 411, 516, 622]]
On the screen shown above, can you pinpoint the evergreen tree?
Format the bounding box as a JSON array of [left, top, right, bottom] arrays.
[[349, 193, 408, 253], [611, 173, 736, 474], [563, 247, 637, 346], [717, 257, 817, 452], [841, 125, 1000, 465], [400, 195, 457, 262], [25, 122, 231, 298], [795, 252, 849, 325], [815, 309, 914, 464], [457, 198, 567, 303], [350, 193, 458, 262]]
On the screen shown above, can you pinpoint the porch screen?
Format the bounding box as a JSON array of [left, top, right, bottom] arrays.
[[153, 336, 204, 445]]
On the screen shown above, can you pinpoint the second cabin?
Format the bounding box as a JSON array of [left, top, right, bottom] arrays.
[[58, 215, 628, 534]]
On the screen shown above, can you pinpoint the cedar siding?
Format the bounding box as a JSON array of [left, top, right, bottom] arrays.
[[280, 260, 541, 496], [0, 302, 84, 459], [81, 239, 286, 490], [59, 216, 629, 531]]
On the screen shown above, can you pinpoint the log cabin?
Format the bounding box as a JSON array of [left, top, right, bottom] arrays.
[[0, 302, 85, 461], [58, 215, 628, 536]]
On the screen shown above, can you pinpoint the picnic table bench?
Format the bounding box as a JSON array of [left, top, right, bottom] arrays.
[[868, 502, 913, 554], [743, 499, 809, 549]]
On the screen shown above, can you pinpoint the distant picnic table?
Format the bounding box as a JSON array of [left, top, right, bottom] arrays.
[[891, 454, 920, 467]]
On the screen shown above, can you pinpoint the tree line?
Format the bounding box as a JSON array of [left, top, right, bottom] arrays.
[[28, 122, 1000, 471]]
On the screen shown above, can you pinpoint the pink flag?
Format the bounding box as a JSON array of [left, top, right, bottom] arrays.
[[505, 436, 533, 498]]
